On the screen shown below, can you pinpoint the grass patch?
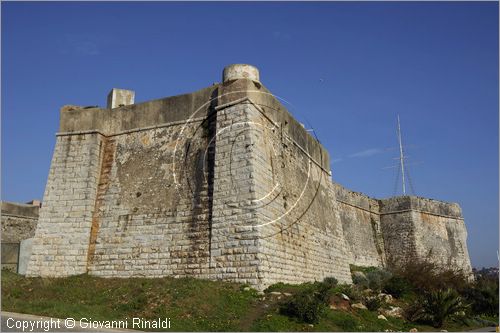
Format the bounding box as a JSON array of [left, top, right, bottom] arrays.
[[1, 270, 258, 331], [265, 281, 316, 294], [2, 270, 495, 332]]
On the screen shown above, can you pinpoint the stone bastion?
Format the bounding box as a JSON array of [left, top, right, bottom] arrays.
[[16, 64, 471, 289]]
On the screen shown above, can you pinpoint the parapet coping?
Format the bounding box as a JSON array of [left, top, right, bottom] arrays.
[[336, 198, 464, 220], [216, 96, 331, 176], [57, 96, 332, 176], [1, 201, 39, 209], [56, 116, 207, 138], [381, 208, 464, 220], [0, 213, 39, 220], [1, 201, 39, 219]]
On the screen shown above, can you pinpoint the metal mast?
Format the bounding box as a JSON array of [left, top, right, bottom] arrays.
[[397, 115, 406, 195]]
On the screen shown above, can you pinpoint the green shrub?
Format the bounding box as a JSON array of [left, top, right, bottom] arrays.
[[333, 284, 363, 302], [350, 266, 393, 292], [264, 282, 288, 293], [322, 277, 338, 289], [280, 289, 326, 324], [403, 301, 426, 322], [279, 277, 338, 324], [315, 277, 338, 303], [352, 274, 369, 289], [422, 288, 468, 328], [463, 275, 499, 316], [366, 268, 392, 292], [364, 296, 383, 311], [383, 275, 413, 298], [264, 281, 316, 294], [435, 268, 470, 293], [389, 259, 468, 294], [332, 284, 349, 295], [350, 265, 379, 274]]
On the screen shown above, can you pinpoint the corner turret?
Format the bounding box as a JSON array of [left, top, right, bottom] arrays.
[[222, 64, 260, 83]]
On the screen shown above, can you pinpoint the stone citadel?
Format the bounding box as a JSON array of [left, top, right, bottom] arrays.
[[4, 64, 472, 289]]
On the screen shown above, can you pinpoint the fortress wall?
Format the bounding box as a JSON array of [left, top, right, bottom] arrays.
[[86, 83, 265, 284], [238, 95, 352, 287], [246, 85, 331, 172], [86, 82, 265, 284], [26, 134, 103, 277], [1, 202, 38, 242], [23, 65, 473, 286], [379, 212, 416, 266], [210, 100, 261, 286], [26, 81, 264, 284], [379, 196, 472, 273], [332, 184, 386, 268], [411, 210, 472, 272], [1, 202, 39, 271], [86, 119, 214, 278], [58, 86, 217, 135]]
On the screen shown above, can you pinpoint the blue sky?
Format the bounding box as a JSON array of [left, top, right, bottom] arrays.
[[2, 2, 498, 268]]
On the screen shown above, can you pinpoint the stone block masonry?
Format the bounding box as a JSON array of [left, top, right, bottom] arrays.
[[25, 64, 473, 288], [26, 134, 103, 277], [1, 201, 39, 243], [333, 184, 387, 268], [1, 201, 39, 271], [379, 196, 472, 273]]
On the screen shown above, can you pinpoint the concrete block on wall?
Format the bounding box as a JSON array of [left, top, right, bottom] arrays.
[[1, 242, 19, 272], [107, 88, 135, 109], [18, 238, 34, 275]]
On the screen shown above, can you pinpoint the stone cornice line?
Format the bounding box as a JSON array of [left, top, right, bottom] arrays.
[[335, 199, 463, 220], [1, 213, 39, 220], [55, 116, 207, 138], [335, 199, 378, 215], [380, 208, 464, 220]]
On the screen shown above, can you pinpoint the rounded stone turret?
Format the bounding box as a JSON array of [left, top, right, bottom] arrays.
[[223, 64, 260, 83]]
